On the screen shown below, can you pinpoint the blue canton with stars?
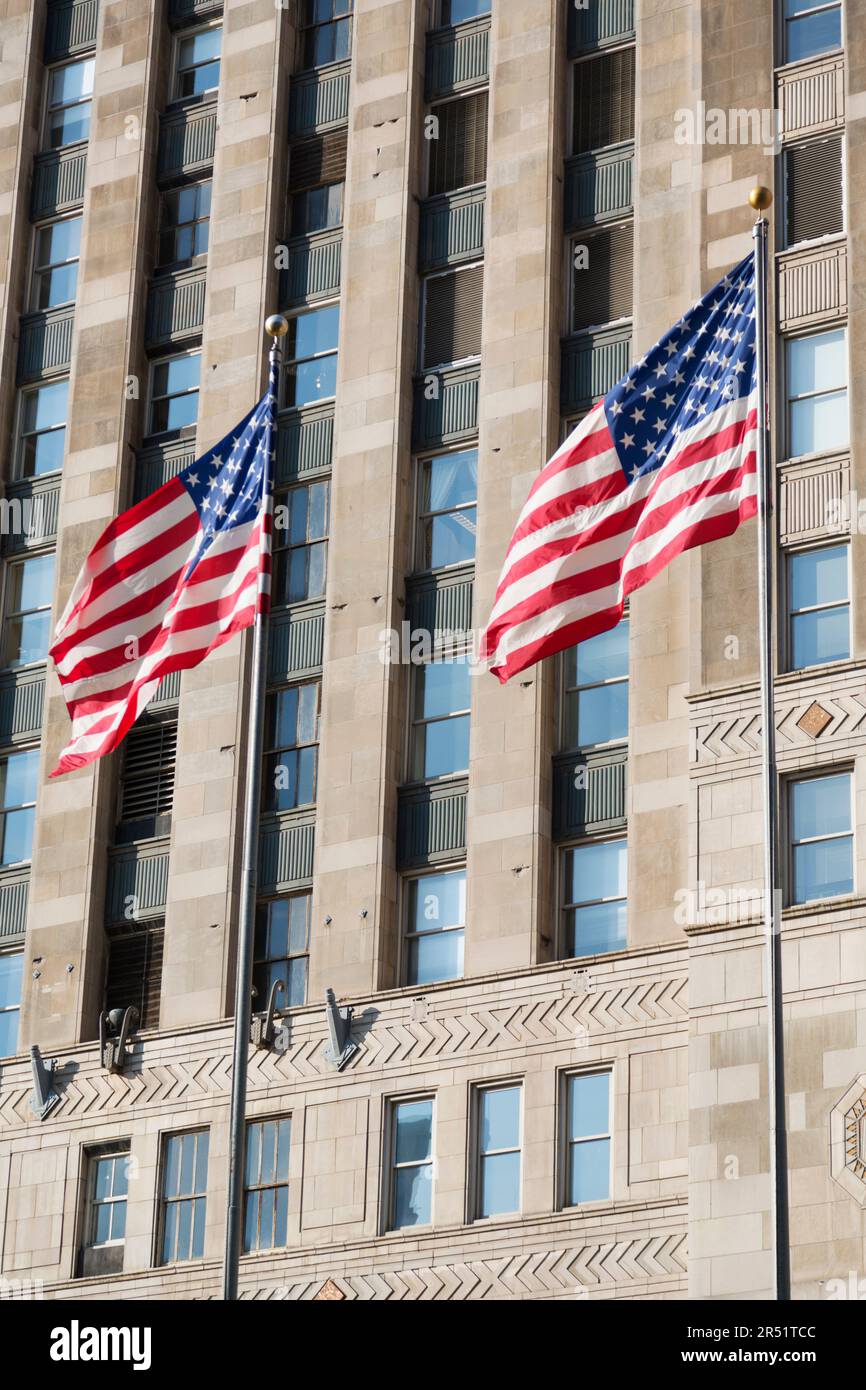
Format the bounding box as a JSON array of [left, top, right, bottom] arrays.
[[603, 254, 757, 485], [176, 381, 276, 579]]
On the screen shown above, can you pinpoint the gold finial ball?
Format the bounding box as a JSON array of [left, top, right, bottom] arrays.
[[265, 313, 288, 339], [748, 185, 773, 211]]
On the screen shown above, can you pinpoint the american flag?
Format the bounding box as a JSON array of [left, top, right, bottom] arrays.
[[482, 254, 758, 682], [49, 366, 276, 776]]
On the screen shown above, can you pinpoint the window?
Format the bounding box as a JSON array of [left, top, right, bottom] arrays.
[[572, 47, 635, 155], [86, 1148, 129, 1248], [427, 92, 488, 197], [0, 951, 23, 1056], [410, 658, 471, 781], [421, 263, 483, 370], [273, 480, 329, 606], [562, 838, 627, 957], [404, 868, 465, 985], [44, 59, 94, 149], [475, 1086, 521, 1218], [284, 306, 339, 409], [787, 545, 849, 670], [116, 720, 177, 844], [416, 449, 477, 571], [0, 750, 39, 865], [288, 130, 348, 198], [784, 137, 843, 247], [301, 0, 353, 68], [786, 329, 848, 458], [158, 182, 211, 266], [562, 620, 629, 749], [784, 0, 842, 63], [174, 26, 222, 100], [30, 216, 82, 310], [105, 922, 164, 1030], [16, 380, 68, 478], [262, 682, 319, 811], [2, 554, 55, 669], [244, 1118, 291, 1252], [571, 223, 634, 331], [389, 1098, 433, 1229], [789, 772, 853, 904], [148, 353, 201, 436], [439, 0, 490, 22], [290, 182, 344, 237], [564, 1072, 611, 1205], [161, 1130, 209, 1263], [254, 894, 310, 1008]]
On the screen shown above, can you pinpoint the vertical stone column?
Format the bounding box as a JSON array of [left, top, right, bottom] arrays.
[[465, 0, 560, 977], [0, 2, 41, 421], [21, 0, 159, 1051], [309, 0, 423, 1000], [160, 0, 288, 1030]]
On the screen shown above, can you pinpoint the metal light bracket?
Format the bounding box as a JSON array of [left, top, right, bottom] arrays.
[[99, 1006, 140, 1074], [29, 1044, 60, 1120], [323, 987, 358, 1070], [251, 979, 288, 1050]]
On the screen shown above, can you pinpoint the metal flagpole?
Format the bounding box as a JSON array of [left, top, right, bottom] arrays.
[[750, 187, 790, 1302], [222, 314, 288, 1302]]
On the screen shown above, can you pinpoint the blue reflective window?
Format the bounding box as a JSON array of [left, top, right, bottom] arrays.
[[390, 1099, 433, 1229], [46, 59, 94, 149], [285, 306, 340, 408], [441, 0, 489, 21], [477, 1086, 521, 1218], [565, 1073, 611, 1205], [563, 620, 629, 748], [563, 838, 627, 957], [416, 449, 477, 571], [149, 353, 201, 435], [0, 951, 23, 1057], [161, 1130, 209, 1263], [790, 773, 853, 904], [254, 895, 310, 1008], [784, 0, 841, 63], [18, 380, 68, 478], [787, 329, 848, 457], [89, 1151, 129, 1246], [175, 26, 222, 99], [788, 545, 849, 670], [0, 749, 39, 865], [411, 658, 471, 780], [405, 868, 465, 985]]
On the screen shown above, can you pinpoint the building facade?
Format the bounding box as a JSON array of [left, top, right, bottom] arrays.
[[0, 0, 862, 1301]]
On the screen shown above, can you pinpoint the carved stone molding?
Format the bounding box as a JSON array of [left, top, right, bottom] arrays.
[[831, 1076, 866, 1205]]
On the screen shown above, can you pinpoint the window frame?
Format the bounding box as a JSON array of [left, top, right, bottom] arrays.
[[780, 0, 843, 67], [435, 0, 491, 26], [783, 325, 849, 462], [559, 834, 628, 961], [43, 56, 94, 152], [568, 41, 636, 160], [568, 220, 635, 336], [85, 1144, 131, 1251], [559, 1068, 613, 1210], [424, 87, 489, 201], [400, 864, 466, 987], [171, 21, 223, 105], [298, 0, 354, 72], [0, 947, 23, 1059], [158, 1127, 210, 1266], [29, 213, 83, 313], [786, 768, 854, 907], [784, 540, 850, 673], [253, 891, 311, 1010], [781, 133, 845, 252], [0, 550, 56, 672], [386, 1093, 435, 1233], [471, 1081, 523, 1222], [261, 679, 321, 814], [407, 650, 472, 785], [157, 180, 212, 270], [146, 350, 202, 439], [418, 259, 484, 373], [14, 379, 69, 480], [272, 476, 331, 609], [559, 619, 630, 753], [282, 301, 340, 411], [0, 747, 40, 868], [242, 1115, 292, 1254], [413, 445, 478, 576]]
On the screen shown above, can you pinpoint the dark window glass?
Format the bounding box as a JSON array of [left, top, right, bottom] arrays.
[[31, 216, 81, 309], [159, 182, 211, 265], [175, 28, 221, 99], [572, 47, 635, 155], [161, 1131, 209, 1263], [290, 182, 344, 237], [244, 1118, 291, 1253], [273, 480, 329, 605], [149, 354, 201, 435], [262, 683, 319, 811], [17, 380, 68, 478], [428, 91, 488, 197], [302, 0, 353, 68], [253, 895, 310, 1008]]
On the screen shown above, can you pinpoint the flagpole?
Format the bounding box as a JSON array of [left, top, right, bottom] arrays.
[[750, 187, 790, 1302], [222, 314, 287, 1302]]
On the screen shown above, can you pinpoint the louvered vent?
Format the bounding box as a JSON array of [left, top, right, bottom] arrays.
[[428, 91, 489, 197], [572, 223, 634, 331], [785, 136, 843, 247], [105, 922, 164, 1030], [572, 46, 635, 154], [289, 129, 348, 191], [117, 720, 177, 842], [423, 263, 484, 369]]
